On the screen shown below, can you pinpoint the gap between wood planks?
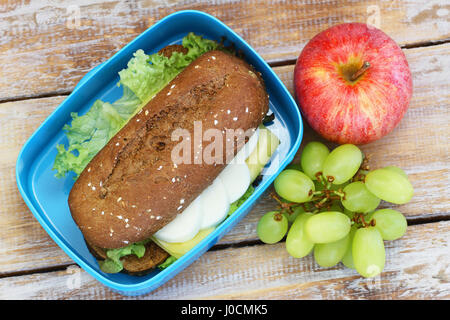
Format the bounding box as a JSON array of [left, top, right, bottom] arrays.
[[0, 38, 449, 104], [0, 89, 72, 104], [269, 37, 450, 67]]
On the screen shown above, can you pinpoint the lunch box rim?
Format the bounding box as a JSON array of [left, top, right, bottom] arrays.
[[15, 9, 303, 295]]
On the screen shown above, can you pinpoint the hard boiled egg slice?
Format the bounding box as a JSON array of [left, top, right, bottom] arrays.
[[154, 196, 203, 243], [200, 179, 230, 229], [218, 162, 251, 203], [217, 128, 256, 203]]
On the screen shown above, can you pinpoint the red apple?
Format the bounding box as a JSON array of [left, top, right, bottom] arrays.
[[294, 23, 412, 144]]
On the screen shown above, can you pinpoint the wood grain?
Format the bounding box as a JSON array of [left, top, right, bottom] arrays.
[[0, 0, 449, 100], [0, 43, 448, 276], [0, 221, 448, 299], [0, 0, 448, 301], [0, 95, 72, 275]]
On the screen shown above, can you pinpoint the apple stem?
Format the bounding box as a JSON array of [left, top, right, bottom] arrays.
[[351, 61, 371, 81]]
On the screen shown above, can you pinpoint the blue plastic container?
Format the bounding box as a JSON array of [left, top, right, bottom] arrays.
[[15, 10, 303, 295]]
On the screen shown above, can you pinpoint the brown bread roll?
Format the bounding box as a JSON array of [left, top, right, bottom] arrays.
[[68, 49, 269, 250]]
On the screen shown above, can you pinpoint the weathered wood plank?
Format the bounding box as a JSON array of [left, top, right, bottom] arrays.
[[0, 43, 449, 275], [0, 0, 449, 100], [0, 221, 448, 299], [0, 95, 72, 274]]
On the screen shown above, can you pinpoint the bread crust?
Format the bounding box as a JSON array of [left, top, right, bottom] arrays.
[[68, 50, 268, 249]]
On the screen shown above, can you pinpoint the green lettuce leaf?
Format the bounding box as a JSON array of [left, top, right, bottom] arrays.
[[112, 85, 142, 119], [99, 241, 148, 274], [53, 32, 220, 178], [182, 32, 221, 62], [118, 33, 219, 105], [53, 97, 130, 178], [157, 256, 177, 270]]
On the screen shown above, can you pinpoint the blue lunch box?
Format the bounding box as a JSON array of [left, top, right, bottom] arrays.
[[15, 10, 303, 295]]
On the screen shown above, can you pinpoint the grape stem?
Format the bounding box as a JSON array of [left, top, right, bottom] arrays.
[[352, 212, 376, 228], [331, 190, 345, 199], [352, 155, 371, 182], [269, 192, 320, 215], [315, 172, 326, 185], [283, 172, 347, 211], [315, 197, 329, 207], [269, 161, 373, 216], [274, 212, 284, 221], [316, 171, 334, 189], [301, 202, 319, 214], [270, 192, 297, 214]]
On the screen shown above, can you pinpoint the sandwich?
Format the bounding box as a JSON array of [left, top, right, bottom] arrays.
[[54, 33, 279, 274]]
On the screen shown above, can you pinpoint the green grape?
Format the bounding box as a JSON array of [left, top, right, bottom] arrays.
[[286, 212, 314, 258], [305, 211, 351, 243], [274, 169, 315, 203], [371, 209, 407, 240], [384, 166, 408, 179], [322, 144, 363, 185], [352, 227, 385, 278], [257, 211, 288, 244], [314, 232, 350, 267], [341, 225, 357, 269], [342, 181, 381, 213], [300, 141, 330, 180], [365, 168, 414, 204]]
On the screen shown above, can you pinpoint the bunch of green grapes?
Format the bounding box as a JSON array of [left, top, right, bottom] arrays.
[[257, 142, 413, 278]]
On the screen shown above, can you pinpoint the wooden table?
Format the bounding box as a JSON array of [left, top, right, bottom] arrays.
[[0, 0, 449, 300]]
